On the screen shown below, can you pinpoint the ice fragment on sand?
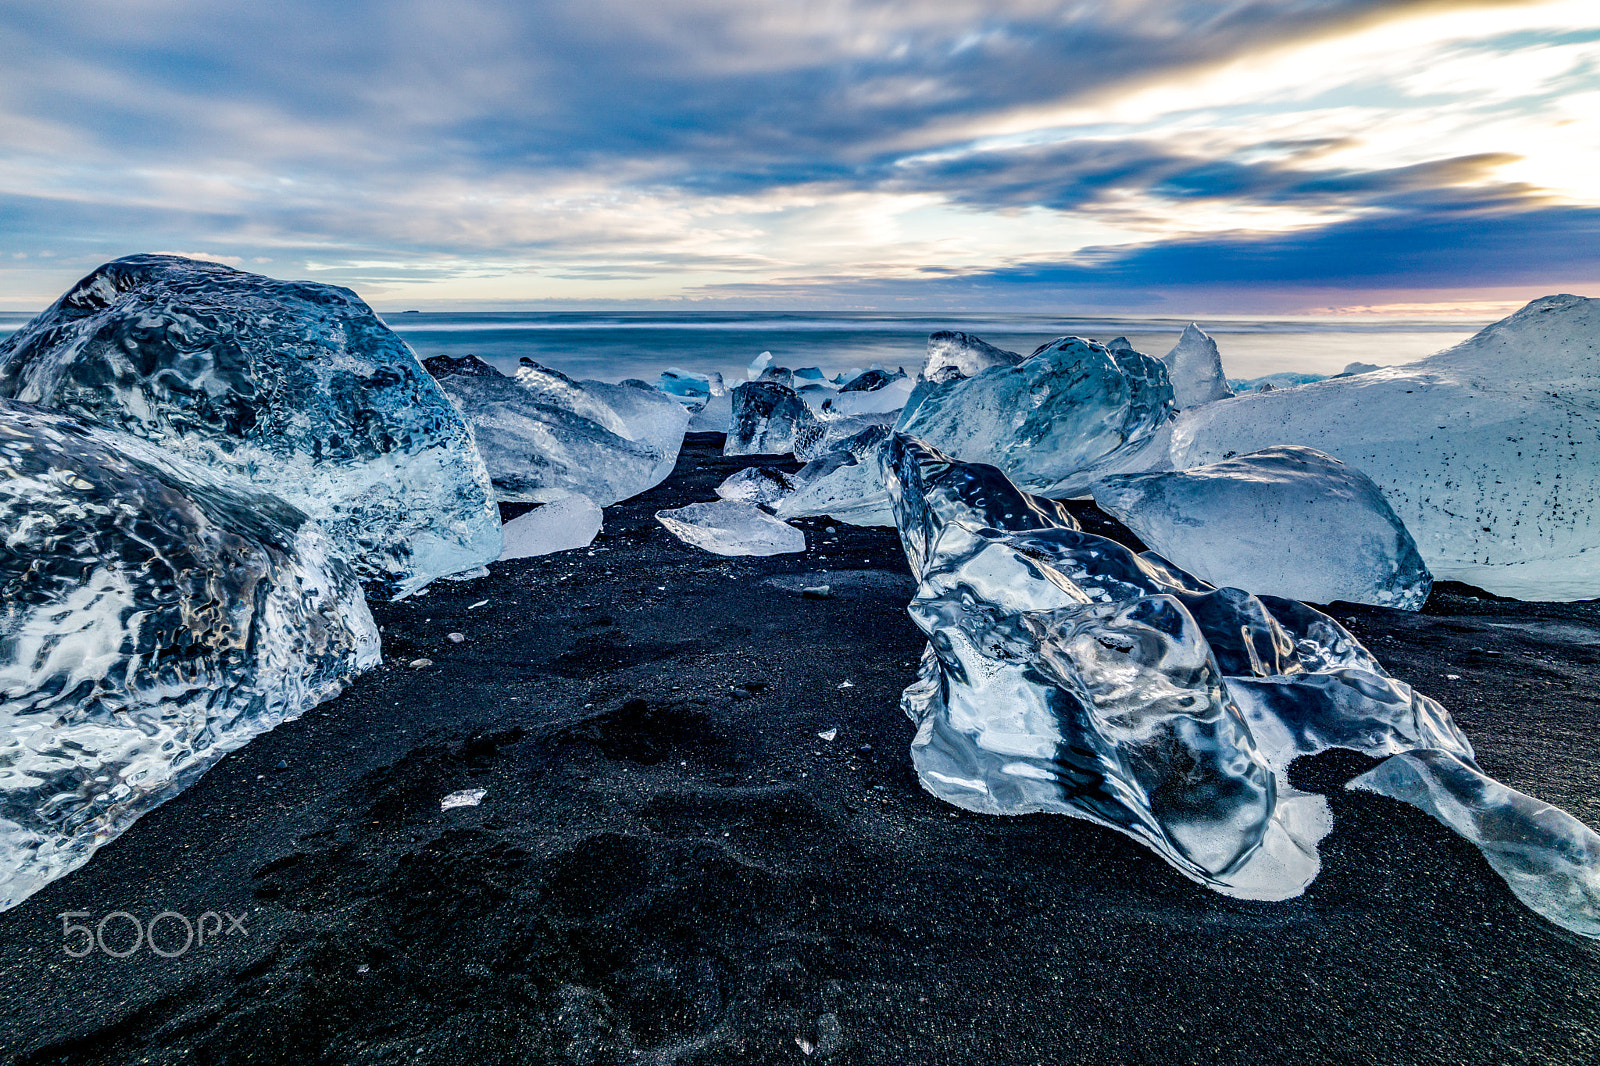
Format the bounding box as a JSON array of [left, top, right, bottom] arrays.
[[776, 425, 896, 527], [656, 500, 806, 556], [0, 255, 500, 598], [499, 494, 603, 559], [717, 466, 800, 508], [0, 400, 379, 911], [818, 729, 838, 741], [1165, 295, 1600, 600], [1162, 323, 1234, 408], [725, 382, 815, 456], [441, 788, 487, 810], [1091, 445, 1432, 609]]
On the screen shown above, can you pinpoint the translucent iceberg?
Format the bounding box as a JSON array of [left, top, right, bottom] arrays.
[[725, 382, 816, 457], [1166, 296, 1600, 600], [1162, 323, 1234, 408], [0, 400, 380, 911], [897, 337, 1175, 497], [656, 501, 806, 556], [426, 355, 667, 506], [881, 432, 1600, 928], [0, 255, 501, 598], [717, 467, 800, 508], [499, 494, 603, 559], [776, 425, 897, 527], [657, 368, 724, 406], [514, 360, 633, 438], [822, 370, 915, 417], [1091, 446, 1432, 609]]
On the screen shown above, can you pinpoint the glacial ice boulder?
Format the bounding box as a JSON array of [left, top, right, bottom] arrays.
[[776, 425, 897, 528], [425, 355, 667, 506], [579, 379, 690, 489], [514, 360, 633, 438], [0, 400, 380, 911], [897, 337, 1175, 497], [1091, 446, 1432, 609], [881, 432, 1600, 931], [717, 467, 800, 508], [922, 331, 1023, 385], [1162, 323, 1234, 408], [0, 255, 501, 598], [1166, 295, 1600, 600], [725, 382, 815, 457], [656, 500, 806, 556], [499, 494, 603, 559]]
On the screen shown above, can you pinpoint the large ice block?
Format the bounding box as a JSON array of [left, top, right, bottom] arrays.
[[580, 379, 690, 489], [1162, 323, 1234, 408], [0, 255, 500, 598], [1091, 445, 1432, 609], [0, 400, 380, 911], [725, 382, 815, 456], [1165, 295, 1600, 600], [655, 500, 806, 556], [897, 337, 1175, 497]]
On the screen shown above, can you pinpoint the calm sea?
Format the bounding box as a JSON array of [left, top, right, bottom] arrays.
[[0, 310, 1486, 385]]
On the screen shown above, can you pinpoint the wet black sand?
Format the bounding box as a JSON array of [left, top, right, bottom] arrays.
[[1, 434, 1598, 1065]]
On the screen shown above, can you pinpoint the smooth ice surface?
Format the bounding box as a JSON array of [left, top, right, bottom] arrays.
[[426, 355, 667, 506], [0, 401, 380, 911], [922, 331, 1023, 385], [725, 382, 815, 456], [498, 494, 603, 559], [0, 255, 500, 599], [776, 425, 896, 527], [656, 500, 806, 556], [1167, 296, 1600, 600], [880, 433, 1600, 926], [717, 467, 800, 508], [1350, 749, 1600, 938], [898, 337, 1175, 497], [688, 391, 733, 433], [1163, 324, 1234, 408], [1091, 445, 1432, 609]]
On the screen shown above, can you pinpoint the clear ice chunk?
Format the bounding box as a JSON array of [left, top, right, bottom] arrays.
[[725, 382, 816, 456], [1162, 323, 1234, 408], [921, 331, 1023, 384], [656, 500, 806, 556], [880, 432, 1600, 926], [0, 255, 501, 599], [425, 355, 667, 506], [514, 360, 634, 438], [498, 494, 603, 559], [717, 467, 801, 508], [1165, 295, 1600, 600], [580, 379, 690, 489], [897, 336, 1175, 497], [1091, 445, 1432, 609], [775, 425, 897, 527], [792, 412, 897, 461], [0, 400, 380, 911], [688, 391, 733, 433]]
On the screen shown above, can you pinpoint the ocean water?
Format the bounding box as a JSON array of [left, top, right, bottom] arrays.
[[0, 310, 1485, 385]]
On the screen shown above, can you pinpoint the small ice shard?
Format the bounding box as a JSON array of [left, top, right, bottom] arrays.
[[468, 599, 489, 610], [1091, 445, 1432, 609], [0, 400, 379, 911], [499, 494, 603, 559], [447, 632, 466, 643], [656, 500, 806, 556], [1162, 323, 1234, 408], [725, 382, 816, 456], [801, 585, 832, 599], [818, 728, 838, 741], [837, 681, 853, 689], [0, 255, 501, 599], [1166, 295, 1600, 600], [921, 331, 1023, 384], [748, 351, 774, 380], [898, 336, 1174, 497], [776, 425, 896, 527], [408, 658, 434, 668], [426, 355, 667, 506], [717, 466, 800, 507], [441, 788, 487, 810], [1350, 750, 1600, 938]]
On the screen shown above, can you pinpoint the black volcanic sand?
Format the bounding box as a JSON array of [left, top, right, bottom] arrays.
[[3, 434, 1600, 1065]]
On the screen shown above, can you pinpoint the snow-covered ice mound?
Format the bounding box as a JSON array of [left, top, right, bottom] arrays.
[[0, 400, 380, 911], [1166, 295, 1600, 600], [897, 336, 1175, 497], [425, 355, 669, 507], [725, 382, 815, 457], [1162, 323, 1234, 408], [656, 500, 806, 556], [499, 495, 603, 559], [882, 432, 1600, 931], [1091, 445, 1432, 609], [0, 255, 500, 598]]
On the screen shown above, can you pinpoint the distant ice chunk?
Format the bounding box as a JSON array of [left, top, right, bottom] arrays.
[[1091, 445, 1432, 609], [898, 336, 1175, 497], [756, 366, 794, 388], [656, 500, 806, 556], [725, 382, 816, 456], [658, 367, 724, 406], [0, 255, 501, 598], [0, 400, 379, 911], [1336, 362, 1385, 376], [717, 466, 800, 508], [921, 331, 1023, 384], [1162, 323, 1234, 408], [793, 367, 828, 385], [776, 425, 896, 527], [499, 494, 603, 559], [747, 351, 774, 380], [1167, 295, 1600, 600], [441, 788, 487, 811], [426, 355, 666, 506]]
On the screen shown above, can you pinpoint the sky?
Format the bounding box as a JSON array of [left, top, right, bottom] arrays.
[[0, 0, 1597, 313]]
